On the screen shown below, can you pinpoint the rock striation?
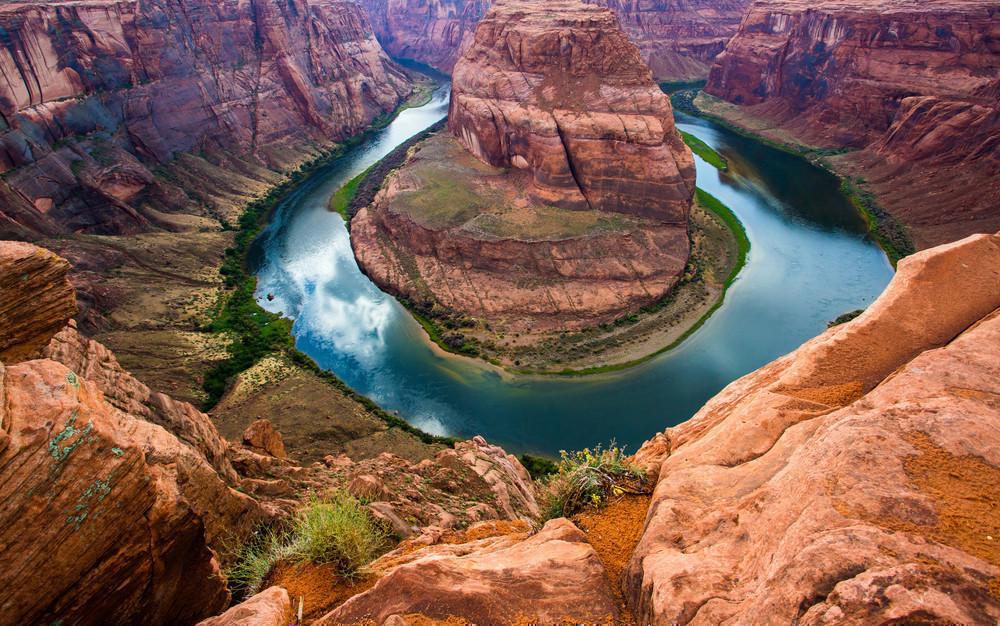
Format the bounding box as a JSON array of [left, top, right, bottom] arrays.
[[0, 241, 271, 624], [626, 231, 1000, 623], [353, 0, 695, 331], [0, 0, 413, 236], [704, 0, 1000, 247], [448, 0, 695, 222], [359, 0, 492, 72], [359, 0, 752, 81]]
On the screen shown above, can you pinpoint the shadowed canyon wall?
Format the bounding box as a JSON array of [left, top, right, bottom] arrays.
[[357, 0, 753, 80], [704, 0, 1000, 248], [0, 0, 413, 237]]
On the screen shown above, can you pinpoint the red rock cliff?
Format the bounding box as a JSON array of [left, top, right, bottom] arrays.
[[359, 0, 752, 81], [448, 0, 695, 224], [704, 0, 1000, 247], [0, 0, 413, 235]]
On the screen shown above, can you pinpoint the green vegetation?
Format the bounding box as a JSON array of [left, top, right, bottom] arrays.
[[828, 308, 865, 328], [225, 492, 386, 599], [671, 88, 913, 266], [840, 179, 915, 267], [288, 492, 387, 574], [659, 79, 707, 95], [539, 443, 649, 520], [329, 165, 373, 220], [520, 454, 559, 480], [680, 130, 728, 171]]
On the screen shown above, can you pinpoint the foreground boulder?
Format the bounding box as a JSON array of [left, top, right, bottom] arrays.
[[316, 518, 618, 624], [196, 586, 292, 626], [627, 232, 1000, 623]]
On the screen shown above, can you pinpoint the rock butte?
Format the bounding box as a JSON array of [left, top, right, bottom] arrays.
[[352, 0, 697, 330], [0, 0, 413, 237], [704, 0, 1000, 248], [358, 0, 754, 81]]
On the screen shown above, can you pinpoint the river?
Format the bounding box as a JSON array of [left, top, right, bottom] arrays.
[[248, 77, 894, 458]]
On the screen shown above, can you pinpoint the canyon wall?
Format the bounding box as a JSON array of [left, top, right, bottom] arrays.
[[0, 0, 413, 236], [703, 0, 1000, 247], [358, 0, 752, 80], [0, 242, 271, 624]]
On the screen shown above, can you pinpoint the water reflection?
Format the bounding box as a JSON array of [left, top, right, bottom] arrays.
[[249, 84, 894, 457]]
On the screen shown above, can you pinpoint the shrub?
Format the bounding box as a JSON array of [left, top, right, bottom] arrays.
[[520, 454, 559, 480], [540, 442, 649, 520], [224, 492, 386, 599], [288, 491, 387, 578], [224, 525, 291, 600]]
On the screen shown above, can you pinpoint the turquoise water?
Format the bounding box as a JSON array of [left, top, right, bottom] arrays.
[[248, 81, 893, 458]]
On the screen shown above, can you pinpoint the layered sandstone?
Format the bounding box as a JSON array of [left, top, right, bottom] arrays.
[[704, 0, 1000, 247], [626, 231, 1000, 622], [359, 0, 491, 72], [449, 0, 695, 222], [0, 242, 271, 624], [359, 0, 752, 80], [355, 1, 694, 331], [0, 0, 413, 235]]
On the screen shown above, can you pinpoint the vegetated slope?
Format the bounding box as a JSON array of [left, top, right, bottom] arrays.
[[703, 0, 1000, 249], [0, 0, 413, 237], [357, 0, 753, 80]]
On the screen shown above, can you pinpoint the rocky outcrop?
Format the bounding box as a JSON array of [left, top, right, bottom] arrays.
[[0, 242, 271, 623], [359, 0, 752, 81], [0, 241, 77, 362], [449, 0, 695, 222], [0, 0, 413, 235], [316, 518, 619, 624], [196, 586, 292, 626], [703, 0, 1000, 247], [626, 231, 1000, 623], [355, 1, 695, 330]]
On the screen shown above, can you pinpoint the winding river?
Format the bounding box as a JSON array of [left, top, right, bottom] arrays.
[[248, 77, 894, 458]]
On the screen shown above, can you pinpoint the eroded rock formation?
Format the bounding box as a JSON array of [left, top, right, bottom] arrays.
[[0, 0, 413, 236], [449, 0, 695, 222], [316, 518, 618, 624], [359, 0, 752, 81], [626, 231, 1000, 623], [0, 242, 269, 624], [353, 0, 695, 331], [704, 0, 1000, 247]]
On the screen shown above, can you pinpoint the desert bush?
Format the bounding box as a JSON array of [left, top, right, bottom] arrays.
[[288, 491, 387, 578], [540, 442, 649, 520]]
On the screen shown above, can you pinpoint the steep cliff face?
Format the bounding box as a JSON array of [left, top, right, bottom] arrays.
[[586, 0, 754, 82], [627, 231, 1000, 623], [0, 0, 413, 235], [359, 0, 491, 72], [703, 0, 1000, 247], [0, 241, 270, 624], [358, 0, 752, 81], [448, 0, 695, 223]]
